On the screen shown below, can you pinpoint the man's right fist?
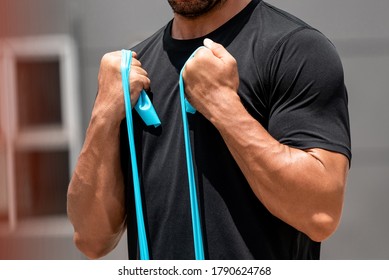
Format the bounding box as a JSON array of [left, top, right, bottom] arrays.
[[93, 51, 150, 123]]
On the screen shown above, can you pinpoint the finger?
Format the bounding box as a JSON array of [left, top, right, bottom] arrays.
[[130, 73, 150, 90], [131, 65, 148, 77], [142, 76, 151, 91], [184, 47, 212, 73], [203, 38, 234, 63], [131, 58, 142, 67], [194, 46, 213, 60]]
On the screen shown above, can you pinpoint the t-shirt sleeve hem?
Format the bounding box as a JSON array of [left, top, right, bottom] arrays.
[[282, 140, 352, 163]]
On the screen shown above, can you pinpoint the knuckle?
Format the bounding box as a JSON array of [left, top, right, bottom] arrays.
[[133, 58, 142, 66], [101, 52, 114, 63], [229, 55, 237, 66], [100, 53, 109, 66], [100, 53, 115, 68], [232, 56, 237, 65], [196, 49, 211, 61], [185, 59, 195, 73], [227, 57, 238, 72], [144, 76, 151, 86], [196, 48, 207, 57], [101, 51, 121, 66]]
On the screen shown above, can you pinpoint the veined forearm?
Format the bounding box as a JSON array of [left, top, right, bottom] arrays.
[[67, 113, 126, 258], [67, 50, 149, 258]]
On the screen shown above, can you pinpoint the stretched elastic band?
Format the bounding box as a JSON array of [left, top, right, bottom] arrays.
[[179, 47, 206, 260], [121, 49, 150, 260], [121, 47, 205, 260]]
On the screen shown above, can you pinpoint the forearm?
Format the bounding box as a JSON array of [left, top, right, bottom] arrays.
[[67, 112, 126, 259], [67, 51, 149, 258], [211, 96, 346, 241]]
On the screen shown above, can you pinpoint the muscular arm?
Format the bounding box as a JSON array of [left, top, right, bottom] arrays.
[[67, 51, 149, 259], [213, 99, 349, 241], [67, 113, 125, 259], [183, 39, 349, 241]]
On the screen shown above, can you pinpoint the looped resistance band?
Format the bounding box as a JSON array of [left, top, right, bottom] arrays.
[[121, 48, 205, 260], [121, 49, 156, 260], [178, 47, 207, 260]]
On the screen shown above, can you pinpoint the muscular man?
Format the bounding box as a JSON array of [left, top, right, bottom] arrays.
[[67, 0, 351, 259]]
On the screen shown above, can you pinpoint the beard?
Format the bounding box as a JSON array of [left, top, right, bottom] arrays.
[[168, 0, 226, 18]]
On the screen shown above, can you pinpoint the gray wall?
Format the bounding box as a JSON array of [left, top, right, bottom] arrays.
[[266, 0, 389, 260], [1, 0, 388, 259]]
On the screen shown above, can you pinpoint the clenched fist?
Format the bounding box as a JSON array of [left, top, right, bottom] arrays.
[[182, 38, 240, 123], [93, 51, 150, 123]]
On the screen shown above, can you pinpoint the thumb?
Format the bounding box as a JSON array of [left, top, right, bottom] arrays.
[[203, 38, 229, 60]]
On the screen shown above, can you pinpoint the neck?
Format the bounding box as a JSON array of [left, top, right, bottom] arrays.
[[171, 0, 251, 40]]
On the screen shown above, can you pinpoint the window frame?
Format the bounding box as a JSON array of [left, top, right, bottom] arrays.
[[0, 35, 81, 236]]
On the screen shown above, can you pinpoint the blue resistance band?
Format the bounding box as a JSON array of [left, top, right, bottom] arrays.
[[178, 47, 207, 260], [121, 48, 205, 260], [121, 50, 160, 260]]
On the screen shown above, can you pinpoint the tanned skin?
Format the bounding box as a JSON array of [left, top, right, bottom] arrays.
[[67, 52, 149, 259], [67, 0, 349, 259]]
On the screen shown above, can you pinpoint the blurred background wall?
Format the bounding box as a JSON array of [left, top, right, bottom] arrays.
[[0, 0, 388, 260]]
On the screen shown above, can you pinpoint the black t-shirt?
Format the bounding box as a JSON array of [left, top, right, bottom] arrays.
[[121, 0, 351, 260]]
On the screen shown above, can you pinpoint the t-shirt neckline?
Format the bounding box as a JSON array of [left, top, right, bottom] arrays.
[[163, 0, 261, 52]]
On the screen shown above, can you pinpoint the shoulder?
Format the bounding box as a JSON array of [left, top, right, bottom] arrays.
[[255, 3, 340, 64], [259, 1, 311, 26], [245, 2, 340, 75], [248, 4, 345, 94], [255, 1, 313, 39], [130, 23, 169, 58], [269, 27, 344, 87]]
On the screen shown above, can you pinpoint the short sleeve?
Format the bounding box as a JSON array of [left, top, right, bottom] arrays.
[[267, 28, 351, 161]]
